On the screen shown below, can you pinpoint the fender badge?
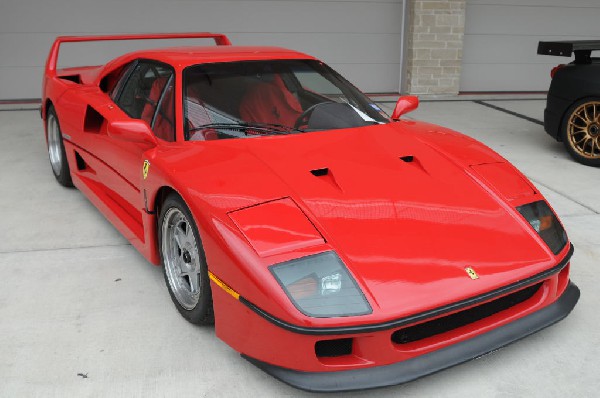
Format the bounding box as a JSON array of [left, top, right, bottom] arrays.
[[142, 160, 150, 180], [465, 267, 479, 280]]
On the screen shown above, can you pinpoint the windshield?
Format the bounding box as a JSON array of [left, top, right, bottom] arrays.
[[183, 59, 389, 141]]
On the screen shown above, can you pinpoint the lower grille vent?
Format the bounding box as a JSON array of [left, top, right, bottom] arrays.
[[392, 283, 542, 344], [315, 338, 353, 357]]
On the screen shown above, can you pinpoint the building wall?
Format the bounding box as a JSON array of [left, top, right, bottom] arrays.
[[405, 0, 466, 95], [460, 0, 600, 92]]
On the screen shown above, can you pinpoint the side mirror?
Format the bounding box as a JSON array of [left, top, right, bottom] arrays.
[[107, 119, 158, 147], [391, 96, 419, 121]]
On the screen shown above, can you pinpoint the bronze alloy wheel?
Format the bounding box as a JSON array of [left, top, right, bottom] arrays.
[[565, 100, 600, 165]]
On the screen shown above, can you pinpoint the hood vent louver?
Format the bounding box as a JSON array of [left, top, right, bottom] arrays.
[[399, 155, 429, 175], [310, 167, 329, 177], [310, 167, 342, 192]]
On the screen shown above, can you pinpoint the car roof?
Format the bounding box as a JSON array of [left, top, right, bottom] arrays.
[[121, 46, 316, 67]]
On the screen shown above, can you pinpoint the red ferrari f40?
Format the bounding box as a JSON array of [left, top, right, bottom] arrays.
[[41, 33, 578, 391]]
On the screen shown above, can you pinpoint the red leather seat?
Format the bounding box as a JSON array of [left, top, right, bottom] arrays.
[[239, 74, 302, 126]]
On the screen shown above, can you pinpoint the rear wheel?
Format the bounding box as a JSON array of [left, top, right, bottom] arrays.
[[159, 194, 214, 324], [46, 106, 74, 186], [561, 98, 600, 166]]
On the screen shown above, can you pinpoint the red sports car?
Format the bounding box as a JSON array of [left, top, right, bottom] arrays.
[[42, 33, 579, 391]]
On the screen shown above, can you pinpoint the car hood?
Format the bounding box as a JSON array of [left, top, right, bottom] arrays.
[[171, 121, 557, 319]]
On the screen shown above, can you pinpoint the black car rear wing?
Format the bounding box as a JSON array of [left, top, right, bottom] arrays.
[[537, 40, 600, 64]]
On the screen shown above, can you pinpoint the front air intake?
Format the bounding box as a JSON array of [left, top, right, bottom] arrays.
[[315, 338, 353, 357], [392, 283, 542, 344]]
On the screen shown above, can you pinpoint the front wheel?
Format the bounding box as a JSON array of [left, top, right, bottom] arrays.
[[561, 98, 600, 166], [159, 194, 214, 324]]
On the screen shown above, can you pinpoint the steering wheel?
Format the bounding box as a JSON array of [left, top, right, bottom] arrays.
[[294, 101, 334, 130]]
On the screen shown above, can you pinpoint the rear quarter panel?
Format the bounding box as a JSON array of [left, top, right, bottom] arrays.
[[545, 63, 600, 139]]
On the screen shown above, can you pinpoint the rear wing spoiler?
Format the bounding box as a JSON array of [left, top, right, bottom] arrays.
[[537, 40, 600, 64], [44, 32, 232, 75]]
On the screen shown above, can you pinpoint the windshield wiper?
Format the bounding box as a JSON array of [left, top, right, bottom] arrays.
[[249, 122, 305, 133], [189, 122, 304, 135]]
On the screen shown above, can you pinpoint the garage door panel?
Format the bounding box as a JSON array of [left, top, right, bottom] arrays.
[[329, 62, 400, 93], [0, 31, 399, 71], [461, 0, 600, 92], [462, 34, 600, 65], [461, 63, 552, 92], [0, 1, 402, 35], [466, 4, 600, 37], [231, 33, 400, 64], [468, 0, 600, 7], [0, 0, 403, 99], [0, 67, 43, 100]]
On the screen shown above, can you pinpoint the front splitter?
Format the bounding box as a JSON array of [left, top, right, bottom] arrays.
[[243, 281, 580, 392]]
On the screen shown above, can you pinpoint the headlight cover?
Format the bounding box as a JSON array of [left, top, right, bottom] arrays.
[[270, 251, 372, 318], [517, 200, 567, 254]]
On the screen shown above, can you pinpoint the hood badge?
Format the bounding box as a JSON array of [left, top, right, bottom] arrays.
[[465, 267, 479, 280]]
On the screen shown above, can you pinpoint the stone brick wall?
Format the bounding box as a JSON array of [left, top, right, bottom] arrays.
[[405, 0, 466, 95]]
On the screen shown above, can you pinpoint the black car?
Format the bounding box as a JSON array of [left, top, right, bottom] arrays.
[[538, 40, 600, 166]]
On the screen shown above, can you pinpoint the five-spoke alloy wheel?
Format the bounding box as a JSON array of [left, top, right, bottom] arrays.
[[159, 194, 213, 324]]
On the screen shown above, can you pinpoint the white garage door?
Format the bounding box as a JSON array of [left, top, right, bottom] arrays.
[[461, 0, 600, 92], [0, 0, 404, 100]]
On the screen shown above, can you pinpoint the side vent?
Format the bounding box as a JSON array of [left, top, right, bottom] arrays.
[[75, 151, 87, 171], [58, 74, 82, 84], [83, 105, 105, 133], [74, 150, 95, 174], [400, 155, 414, 163]]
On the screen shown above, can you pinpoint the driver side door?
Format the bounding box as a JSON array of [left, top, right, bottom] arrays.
[[85, 60, 175, 242]]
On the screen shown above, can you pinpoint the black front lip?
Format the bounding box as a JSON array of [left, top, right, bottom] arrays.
[[243, 281, 580, 392], [240, 244, 574, 335]]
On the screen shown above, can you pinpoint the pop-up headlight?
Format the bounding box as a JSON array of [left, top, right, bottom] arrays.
[[517, 200, 567, 254], [270, 251, 371, 318]]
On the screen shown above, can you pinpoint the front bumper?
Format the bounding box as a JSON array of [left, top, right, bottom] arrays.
[[244, 281, 580, 392]]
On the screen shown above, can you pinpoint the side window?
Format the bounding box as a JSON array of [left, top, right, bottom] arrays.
[[115, 61, 174, 127], [102, 63, 133, 97]]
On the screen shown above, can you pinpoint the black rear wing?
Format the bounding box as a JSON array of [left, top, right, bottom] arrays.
[[537, 40, 600, 64]]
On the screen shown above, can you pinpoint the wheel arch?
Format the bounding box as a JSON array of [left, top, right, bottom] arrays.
[[153, 185, 180, 216], [42, 99, 54, 143], [42, 98, 53, 121], [144, 185, 182, 266]]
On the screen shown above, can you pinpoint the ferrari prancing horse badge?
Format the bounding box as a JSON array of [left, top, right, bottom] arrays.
[[465, 267, 479, 280], [142, 160, 150, 180]]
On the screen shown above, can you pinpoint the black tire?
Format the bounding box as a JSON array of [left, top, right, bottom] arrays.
[[560, 98, 600, 167], [46, 106, 74, 186], [158, 193, 214, 325]]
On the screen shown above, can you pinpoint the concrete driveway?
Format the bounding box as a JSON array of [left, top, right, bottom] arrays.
[[1, 98, 598, 397]]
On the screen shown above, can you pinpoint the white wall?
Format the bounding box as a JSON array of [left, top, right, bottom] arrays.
[[460, 0, 600, 92], [0, 0, 404, 100]]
